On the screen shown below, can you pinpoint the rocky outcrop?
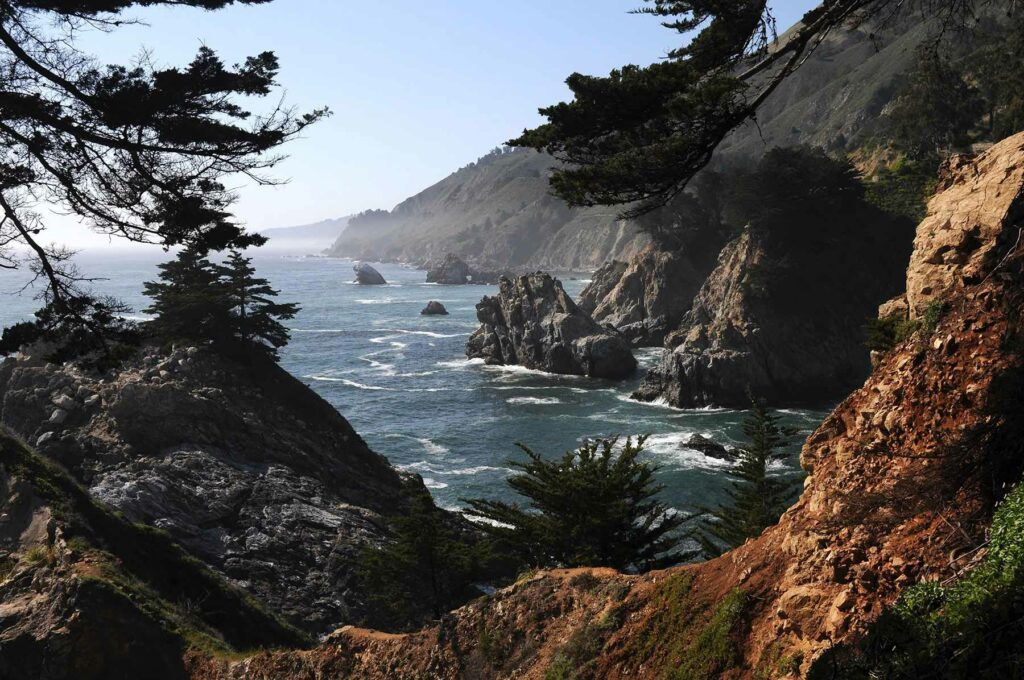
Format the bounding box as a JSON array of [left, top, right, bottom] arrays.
[[420, 301, 449, 315], [893, 134, 1024, 318], [466, 273, 637, 379], [684, 433, 735, 461], [633, 208, 913, 408], [0, 428, 306, 679], [0, 345, 427, 635], [353, 262, 386, 285], [578, 246, 715, 346], [193, 131, 1024, 680], [425, 253, 504, 285]]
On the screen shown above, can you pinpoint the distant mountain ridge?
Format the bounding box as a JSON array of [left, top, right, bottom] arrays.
[[260, 216, 351, 251], [327, 16, 930, 270]]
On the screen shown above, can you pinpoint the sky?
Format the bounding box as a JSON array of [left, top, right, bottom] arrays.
[[50, 0, 818, 247]]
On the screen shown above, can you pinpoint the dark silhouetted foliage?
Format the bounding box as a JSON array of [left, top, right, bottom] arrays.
[[464, 436, 685, 572]]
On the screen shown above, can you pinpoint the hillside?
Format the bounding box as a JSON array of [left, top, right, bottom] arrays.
[[327, 148, 647, 270], [327, 17, 929, 271], [259, 216, 350, 252]]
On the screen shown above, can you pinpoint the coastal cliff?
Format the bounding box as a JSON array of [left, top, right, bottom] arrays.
[[189, 133, 1024, 680], [0, 344, 436, 635]]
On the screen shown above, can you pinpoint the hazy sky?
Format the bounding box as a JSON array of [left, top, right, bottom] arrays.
[[50, 0, 818, 247]]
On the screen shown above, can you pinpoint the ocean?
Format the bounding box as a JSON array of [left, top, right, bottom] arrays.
[[0, 249, 827, 514]]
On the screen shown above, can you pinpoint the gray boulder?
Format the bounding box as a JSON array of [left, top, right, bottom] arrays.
[[353, 262, 386, 285], [466, 273, 636, 379]]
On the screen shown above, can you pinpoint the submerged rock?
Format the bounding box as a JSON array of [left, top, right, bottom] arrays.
[[421, 301, 449, 315], [683, 433, 735, 461], [466, 273, 637, 379], [353, 262, 387, 285]]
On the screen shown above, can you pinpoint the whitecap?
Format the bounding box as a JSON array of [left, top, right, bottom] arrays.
[[446, 465, 513, 476], [436, 358, 485, 369], [308, 376, 391, 391], [506, 396, 562, 405], [642, 431, 736, 469], [422, 478, 449, 490], [354, 298, 397, 305]]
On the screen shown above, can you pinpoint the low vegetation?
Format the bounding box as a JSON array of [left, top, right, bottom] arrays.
[[812, 482, 1024, 678]]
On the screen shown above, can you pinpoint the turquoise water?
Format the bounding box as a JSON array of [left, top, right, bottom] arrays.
[[0, 249, 826, 513]]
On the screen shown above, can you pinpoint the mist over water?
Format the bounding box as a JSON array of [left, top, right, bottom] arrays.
[[0, 251, 826, 513]]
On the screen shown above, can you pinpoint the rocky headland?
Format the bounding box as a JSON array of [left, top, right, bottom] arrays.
[[466, 273, 637, 379], [0, 344, 442, 635], [578, 245, 718, 347], [190, 131, 1024, 680], [631, 199, 912, 408]]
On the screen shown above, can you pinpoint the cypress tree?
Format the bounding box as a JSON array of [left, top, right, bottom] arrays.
[[142, 248, 229, 345], [693, 397, 801, 558], [216, 251, 299, 359], [464, 436, 685, 572]]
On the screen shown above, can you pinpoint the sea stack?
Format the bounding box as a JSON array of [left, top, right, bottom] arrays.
[[353, 262, 386, 285], [421, 301, 449, 315], [466, 273, 636, 379]]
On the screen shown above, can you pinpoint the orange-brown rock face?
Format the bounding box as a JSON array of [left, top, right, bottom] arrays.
[[904, 133, 1024, 318], [192, 136, 1024, 679]]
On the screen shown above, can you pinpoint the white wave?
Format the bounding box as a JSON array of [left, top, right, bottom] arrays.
[[290, 328, 346, 334], [446, 465, 513, 476], [436, 358, 485, 369], [422, 477, 449, 490], [482, 364, 585, 380], [380, 328, 469, 339], [506, 396, 562, 405], [643, 431, 736, 469], [354, 298, 398, 305], [308, 376, 391, 391]]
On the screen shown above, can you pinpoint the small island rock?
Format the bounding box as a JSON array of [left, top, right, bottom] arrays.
[[421, 301, 449, 316], [353, 262, 386, 285]]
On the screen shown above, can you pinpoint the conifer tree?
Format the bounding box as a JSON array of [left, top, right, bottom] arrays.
[[464, 436, 685, 572], [693, 397, 801, 558], [142, 248, 228, 345], [216, 251, 299, 359]]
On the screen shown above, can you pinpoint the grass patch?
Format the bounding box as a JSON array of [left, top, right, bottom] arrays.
[[865, 301, 944, 353], [569, 571, 602, 592]]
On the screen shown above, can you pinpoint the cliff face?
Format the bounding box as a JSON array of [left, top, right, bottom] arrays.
[[466, 274, 637, 379], [0, 345, 423, 635], [190, 135, 1024, 680], [632, 207, 912, 407], [577, 245, 720, 347], [0, 428, 306, 680]]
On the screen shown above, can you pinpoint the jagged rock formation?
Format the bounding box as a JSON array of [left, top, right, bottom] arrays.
[[578, 246, 716, 346], [683, 433, 735, 461], [191, 132, 1024, 680], [353, 262, 386, 285], [421, 301, 449, 315], [466, 273, 637, 380], [0, 345, 428, 635], [892, 135, 1024, 319], [0, 428, 307, 679], [632, 205, 912, 408], [425, 253, 503, 285]]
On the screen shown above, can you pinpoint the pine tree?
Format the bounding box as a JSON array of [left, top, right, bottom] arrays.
[[693, 397, 801, 558], [216, 251, 299, 359], [464, 436, 685, 572], [142, 248, 229, 345], [356, 483, 485, 630]]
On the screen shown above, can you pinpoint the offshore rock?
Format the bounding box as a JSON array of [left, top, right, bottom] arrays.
[[426, 253, 504, 285], [353, 262, 386, 285], [466, 273, 637, 379], [420, 300, 449, 315], [0, 344, 423, 635]]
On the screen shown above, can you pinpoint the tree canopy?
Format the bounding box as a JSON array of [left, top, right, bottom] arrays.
[[511, 0, 1010, 218], [464, 436, 686, 572], [0, 0, 325, 345]]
